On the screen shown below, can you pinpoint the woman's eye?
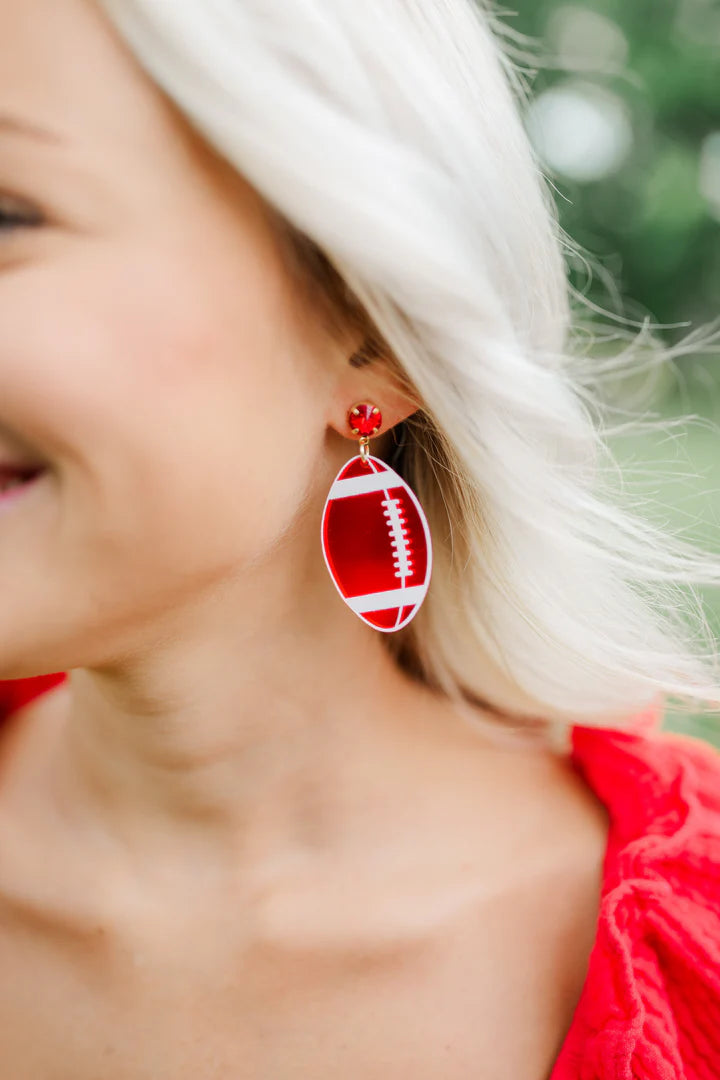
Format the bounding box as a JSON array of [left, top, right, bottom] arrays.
[[0, 197, 43, 234]]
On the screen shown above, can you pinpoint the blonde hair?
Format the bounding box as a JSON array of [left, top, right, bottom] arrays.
[[96, 0, 720, 732]]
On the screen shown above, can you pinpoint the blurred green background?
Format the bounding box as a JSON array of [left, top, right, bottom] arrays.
[[509, 0, 720, 745]]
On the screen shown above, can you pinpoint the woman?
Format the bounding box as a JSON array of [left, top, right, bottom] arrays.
[[0, 0, 719, 1075]]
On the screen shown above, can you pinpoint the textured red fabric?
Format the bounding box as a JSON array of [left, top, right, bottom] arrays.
[[1, 676, 719, 1077], [552, 712, 720, 1079]]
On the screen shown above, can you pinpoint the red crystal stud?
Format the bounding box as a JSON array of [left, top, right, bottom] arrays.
[[348, 403, 382, 437]]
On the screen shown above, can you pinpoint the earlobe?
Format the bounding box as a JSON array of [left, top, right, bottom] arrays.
[[327, 336, 420, 438], [327, 399, 418, 441], [328, 376, 420, 441]]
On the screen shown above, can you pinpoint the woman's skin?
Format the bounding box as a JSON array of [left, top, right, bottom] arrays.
[[0, 1, 610, 1076]]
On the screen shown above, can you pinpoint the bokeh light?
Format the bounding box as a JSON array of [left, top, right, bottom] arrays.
[[526, 80, 634, 181]]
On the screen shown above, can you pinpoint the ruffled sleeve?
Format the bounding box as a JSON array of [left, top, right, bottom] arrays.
[[551, 715, 720, 1079]]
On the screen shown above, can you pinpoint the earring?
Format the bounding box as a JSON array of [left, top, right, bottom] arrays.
[[320, 402, 433, 632]]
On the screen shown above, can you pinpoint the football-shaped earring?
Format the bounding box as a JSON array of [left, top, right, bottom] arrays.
[[320, 402, 433, 632]]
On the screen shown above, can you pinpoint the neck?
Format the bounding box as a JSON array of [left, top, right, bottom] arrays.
[[33, 568, 468, 891]]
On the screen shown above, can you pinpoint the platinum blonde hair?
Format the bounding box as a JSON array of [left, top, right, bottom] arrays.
[[96, 0, 720, 734]]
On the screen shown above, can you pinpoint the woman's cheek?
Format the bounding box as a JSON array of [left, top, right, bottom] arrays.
[[0, 222, 322, 578]]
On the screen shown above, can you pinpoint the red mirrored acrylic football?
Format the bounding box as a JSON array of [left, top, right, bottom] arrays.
[[321, 453, 433, 632]]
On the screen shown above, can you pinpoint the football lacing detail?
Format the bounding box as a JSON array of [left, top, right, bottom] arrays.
[[381, 496, 413, 579]]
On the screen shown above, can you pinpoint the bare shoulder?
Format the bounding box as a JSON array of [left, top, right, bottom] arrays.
[[415, 693, 611, 861], [424, 696, 611, 920], [359, 696, 611, 1077]]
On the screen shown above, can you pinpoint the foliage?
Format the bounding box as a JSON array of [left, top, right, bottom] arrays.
[[508, 0, 720, 744]]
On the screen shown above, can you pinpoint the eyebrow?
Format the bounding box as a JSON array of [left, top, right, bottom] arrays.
[[0, 114, 65, 145]]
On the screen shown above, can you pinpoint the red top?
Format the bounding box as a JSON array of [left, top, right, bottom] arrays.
[[1, 675, 719, 1078]]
